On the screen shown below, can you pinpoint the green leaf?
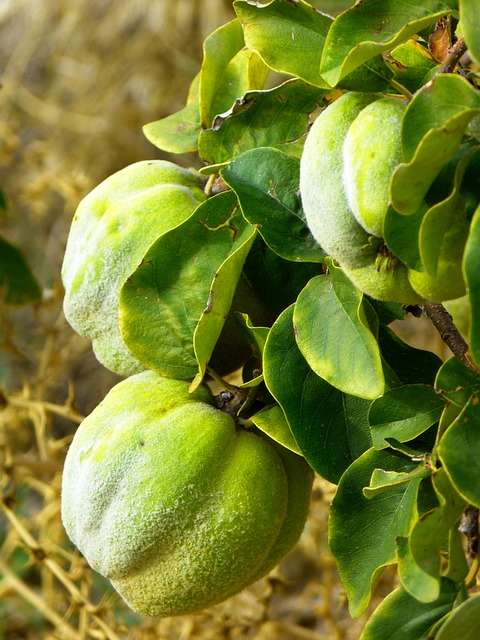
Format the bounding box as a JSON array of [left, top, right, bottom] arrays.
[[235, 0, 391, 91], [419, 143, 478, 276], [329, 448, 420, 617], [293, 261, 384, 400], [378, 325, 442, 386], [199, 79, 327, 165], [363, 466, 432, 497], [234, 0, 332, 88], [369, 384, 444, 450], [120, 191, 255, 380], [222, 147, 325, 263], [243, 236, 324, 315], [464, 203, 480, 368], [359, 579, 464, 640], [435, 356, 480, 407], [391, 74, 480, 215], [251, 404, 301, 455], [438, 393, 480, 507], [460, 0, 480, 65], [263, 305, 371, 483], [389, 39, 438, 94], [143, 74, 201, 154], [319, 0, 458, 87], [193, 230, 257, 386], [200, 19, 268, 128], [400, 469, 467, 603], [383, 202, 427, 272], [436, 593, 480, 639], [0, 237, 42, 305]]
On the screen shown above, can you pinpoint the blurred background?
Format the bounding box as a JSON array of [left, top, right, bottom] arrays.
[[0, 1, 449, 638]]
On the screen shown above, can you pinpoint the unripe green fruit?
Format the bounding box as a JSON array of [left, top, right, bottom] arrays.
[[300, 92, 379, 268], [62, 160, 206, 376], [343, 98, 406, 237], [61, 371, 314, 617]]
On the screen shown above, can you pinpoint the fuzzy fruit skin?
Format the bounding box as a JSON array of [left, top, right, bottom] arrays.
[[343, 260, 424, 305], [61, 371, 314, 618], [343, 98, 406, 238], [62, 160, 206, 376], [300, 92, 380, 268]]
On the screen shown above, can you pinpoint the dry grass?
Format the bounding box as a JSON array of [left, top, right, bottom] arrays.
[[0, 1, 446, 638]]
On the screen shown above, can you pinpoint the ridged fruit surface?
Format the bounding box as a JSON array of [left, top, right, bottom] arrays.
[[300, 91, 470, 304], [61, 371, 314, 617], [62, 160, 206, 376]]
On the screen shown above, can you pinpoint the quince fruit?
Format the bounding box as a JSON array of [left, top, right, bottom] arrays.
[[300, 92, 470, 304], [62, 160, 206, 376], [61, 371, 314, 617]]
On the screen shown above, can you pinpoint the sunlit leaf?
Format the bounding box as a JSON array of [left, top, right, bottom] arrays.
[[251, 404, 302, 455], [320, 0, 457, 87], [120, 191, 256, 381], [389, 39, 438, 94], [199, 79, 327, 165], [391, 74, 480, 215], [436, 593, 480, 639], [293, 261, 384, 399], [460, 0, 480, 65], [435, 356, 480, 407]]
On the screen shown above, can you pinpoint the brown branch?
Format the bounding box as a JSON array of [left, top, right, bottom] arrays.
[[437, 36, 468, 75], [423, 301, 478, 372]]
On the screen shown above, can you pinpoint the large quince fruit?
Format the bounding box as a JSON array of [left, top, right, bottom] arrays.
[[61, 371, 314, 617], [300, 92, 469, 305], [62, 160, 206, 376]]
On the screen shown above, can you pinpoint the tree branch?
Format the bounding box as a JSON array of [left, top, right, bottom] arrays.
[[437, 36, 467, 75], [423, 301, 478, 372]]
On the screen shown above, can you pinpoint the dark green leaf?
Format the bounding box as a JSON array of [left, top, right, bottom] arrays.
[[438, 393, 480, 507], [199, 79, 327, 165], [293, 262, 384, 400], [379, 325, 442, 386], [222, 147, 325, 263], [464, 204, 480, 368], [120, 191, 256, 381], [391, 74, 480, 215], [435, 356, 480, 406], [383, 202, 427, 272], [263, 305, 371, 484], [359, 579, 464, 640], [436, 593, 480, 639], [242, 236, 324, 314], [320, 0, 457, 87], [369, 384, 444, 449], [329, 448, 420, 617], [0, 237, 42, 305], [363, 466, 432, 497]]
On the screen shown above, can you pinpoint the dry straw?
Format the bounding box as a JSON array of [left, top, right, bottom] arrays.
[[0, 1, 397, 638]]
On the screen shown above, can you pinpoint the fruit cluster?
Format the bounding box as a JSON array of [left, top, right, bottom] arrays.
[[300, 92, 470, 304], [61, 160, 314, 618]]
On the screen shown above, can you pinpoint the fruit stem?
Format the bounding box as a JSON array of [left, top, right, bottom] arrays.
[[388, 78, 414, 101], [423, 301, 479, 372], [206, 365, 239, 392]]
